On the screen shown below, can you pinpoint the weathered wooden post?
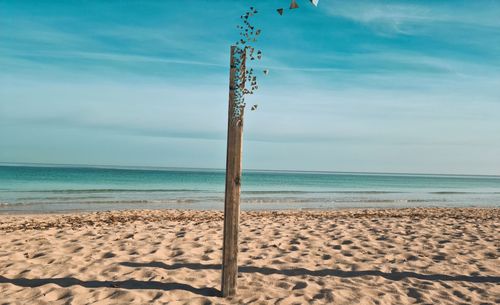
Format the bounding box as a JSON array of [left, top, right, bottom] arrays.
[[219, 2, 320, 298], [221, 45, 246, 297]]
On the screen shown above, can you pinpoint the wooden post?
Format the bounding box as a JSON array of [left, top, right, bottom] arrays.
[[222, 46, 245, 297]]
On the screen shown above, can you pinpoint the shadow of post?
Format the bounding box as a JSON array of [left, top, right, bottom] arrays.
[[119, 261, 500, 284], [0, 275, 220, 297], [3, 262, 497, 298]]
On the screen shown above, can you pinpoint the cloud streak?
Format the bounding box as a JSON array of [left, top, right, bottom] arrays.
[[326, 0, 500, 31]]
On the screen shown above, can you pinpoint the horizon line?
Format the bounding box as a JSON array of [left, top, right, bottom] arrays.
[[1, 162, 499, 178]]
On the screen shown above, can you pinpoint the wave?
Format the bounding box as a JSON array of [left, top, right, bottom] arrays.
[[17, 196, 110, 201], [6, 189, 405, 195], [243, 190, 405, 195], [4, 189, 499, 195], [11, 189, 209, 194], [429, 191, 500, 195], [431, 191, 470, 194], [1, 198, 445, 206], [69, 199, 201, 204], [241, 198, 445, 204], [244, 190, 500, 196], [0, 198, 201, 207]]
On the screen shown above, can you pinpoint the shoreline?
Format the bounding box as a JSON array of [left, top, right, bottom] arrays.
[[1, 204, 499, 216], [2, 207, 499, 231]]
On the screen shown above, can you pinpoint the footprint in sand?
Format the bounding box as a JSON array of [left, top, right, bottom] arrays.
[[102, 251, 116, 259], [292, 281, 308, 290]]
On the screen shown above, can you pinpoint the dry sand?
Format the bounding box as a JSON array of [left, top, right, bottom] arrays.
[[0, 208, 499, 304]]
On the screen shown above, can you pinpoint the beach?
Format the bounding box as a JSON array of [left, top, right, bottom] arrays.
[[1, 208, 498, 304]]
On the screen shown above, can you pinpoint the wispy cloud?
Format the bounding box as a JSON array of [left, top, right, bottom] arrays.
[[326, 0, 500, 32], [5, 50, 227, 68]]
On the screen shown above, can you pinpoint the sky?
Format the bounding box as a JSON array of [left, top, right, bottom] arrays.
[[0, 0, 499, 175]]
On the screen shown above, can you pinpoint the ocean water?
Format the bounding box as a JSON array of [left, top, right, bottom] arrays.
[[0, 164, 499, 213]]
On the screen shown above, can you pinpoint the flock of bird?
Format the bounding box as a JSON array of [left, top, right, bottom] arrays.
[[232, 1, 320, 117]]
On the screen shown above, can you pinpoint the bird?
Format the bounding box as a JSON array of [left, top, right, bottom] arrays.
[[310, 0, 319, 7]]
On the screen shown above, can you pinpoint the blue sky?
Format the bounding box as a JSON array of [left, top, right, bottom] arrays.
[[1, 0, 499, 175]]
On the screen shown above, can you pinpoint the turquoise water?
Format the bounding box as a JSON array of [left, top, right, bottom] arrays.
[[0, 164, 499, 213]]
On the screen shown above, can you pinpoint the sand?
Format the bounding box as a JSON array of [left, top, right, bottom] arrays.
[[0, 208, 498, 304]]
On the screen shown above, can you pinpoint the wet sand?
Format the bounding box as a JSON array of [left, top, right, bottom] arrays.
[[1, 208, 499, 304]]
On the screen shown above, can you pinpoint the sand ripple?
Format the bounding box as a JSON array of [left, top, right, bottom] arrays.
[[0, 208, 499, 304]]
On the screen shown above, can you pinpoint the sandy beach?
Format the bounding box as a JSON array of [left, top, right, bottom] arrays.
[[0, 208, 498, 304]]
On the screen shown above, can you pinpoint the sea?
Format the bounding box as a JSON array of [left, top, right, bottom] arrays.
[[0, 164, 499, 213]]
